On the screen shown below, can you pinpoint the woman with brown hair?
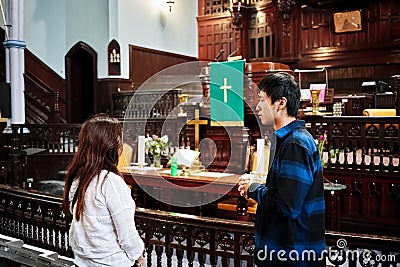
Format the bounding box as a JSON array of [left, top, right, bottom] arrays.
[[63, 113, 144, 266]]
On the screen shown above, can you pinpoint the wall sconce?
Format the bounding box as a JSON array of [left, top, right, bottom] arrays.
[[166, 0, 175, 12]]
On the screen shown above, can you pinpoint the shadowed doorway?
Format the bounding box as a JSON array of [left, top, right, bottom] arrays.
[[65, 42, 97, 123]]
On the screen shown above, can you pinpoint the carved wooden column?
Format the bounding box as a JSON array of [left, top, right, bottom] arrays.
[[229, 1, 250, 60], [276, 0, 298, 63]]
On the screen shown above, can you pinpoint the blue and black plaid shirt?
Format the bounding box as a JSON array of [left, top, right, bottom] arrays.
[[248, 120, 326, 267]]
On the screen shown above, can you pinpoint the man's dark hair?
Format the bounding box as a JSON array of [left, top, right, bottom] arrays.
[[258, 72, 300, 117]]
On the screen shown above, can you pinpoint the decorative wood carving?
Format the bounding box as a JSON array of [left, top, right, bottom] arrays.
[[0, 185, 399, 266], [230, 3, 243, 30], [277, 0, 297, 36]]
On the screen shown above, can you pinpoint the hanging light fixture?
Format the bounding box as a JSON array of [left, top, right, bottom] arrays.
[[166, 0, 175, 12]]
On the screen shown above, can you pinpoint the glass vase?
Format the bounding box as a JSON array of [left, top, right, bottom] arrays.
[[153, 154, 161, 168]]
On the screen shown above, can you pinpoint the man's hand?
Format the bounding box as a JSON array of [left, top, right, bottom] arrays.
[[238, 174, 253, 198]]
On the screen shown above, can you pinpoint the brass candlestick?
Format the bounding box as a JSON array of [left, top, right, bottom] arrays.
[[178, 94, 188, 116]]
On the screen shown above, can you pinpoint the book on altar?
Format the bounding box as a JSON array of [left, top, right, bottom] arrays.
[[172, 148, 200, 167], [300, 89, 311, 101]]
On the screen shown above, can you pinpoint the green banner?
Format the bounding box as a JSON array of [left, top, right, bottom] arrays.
[[209, 60, 245, 126]]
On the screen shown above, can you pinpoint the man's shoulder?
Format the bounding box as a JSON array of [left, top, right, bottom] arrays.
[[287, 127, 316, 151]]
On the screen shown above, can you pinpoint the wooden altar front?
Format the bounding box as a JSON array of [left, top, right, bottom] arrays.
[[122, 169, 251, 220]]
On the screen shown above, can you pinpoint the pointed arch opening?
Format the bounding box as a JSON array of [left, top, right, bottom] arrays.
[[65, 42, 98, 123]]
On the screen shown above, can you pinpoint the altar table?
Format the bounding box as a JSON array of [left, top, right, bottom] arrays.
[[122, 168, 252, 220]]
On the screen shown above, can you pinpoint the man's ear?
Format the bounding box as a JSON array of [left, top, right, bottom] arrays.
[[278, 97, 287, 110]]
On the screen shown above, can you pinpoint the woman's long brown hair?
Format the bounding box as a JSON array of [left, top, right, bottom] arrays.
[[62, 113, 122, 221]]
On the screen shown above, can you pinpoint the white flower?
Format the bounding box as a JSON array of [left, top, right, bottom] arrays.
[[160, 135, 168, 144], [145, 134, 169, 157]]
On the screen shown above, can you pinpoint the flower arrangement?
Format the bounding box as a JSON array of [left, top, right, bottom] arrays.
[[145, 135, 169, 167], [315, 132, 339, 168]]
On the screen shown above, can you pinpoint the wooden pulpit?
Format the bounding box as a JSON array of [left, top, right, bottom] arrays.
[[192, 62, 293, 173]]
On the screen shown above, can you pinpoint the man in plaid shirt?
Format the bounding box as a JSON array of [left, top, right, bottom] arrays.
[[239, 72, 326, 267]]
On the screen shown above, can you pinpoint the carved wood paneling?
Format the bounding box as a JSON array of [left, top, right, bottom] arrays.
[[198, 17, 239, 61], [198, 0, 400, 73], [297, 1, 400, 67], [200, 0, 231, 15], [248, 5, 276, 61]]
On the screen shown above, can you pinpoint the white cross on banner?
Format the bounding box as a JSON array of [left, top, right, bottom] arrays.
[[209, 60, 245, 127]]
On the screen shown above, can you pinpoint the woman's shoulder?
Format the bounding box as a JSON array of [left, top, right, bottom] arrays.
[[99, 170, 132, 202], [100, 170, 126, 187]]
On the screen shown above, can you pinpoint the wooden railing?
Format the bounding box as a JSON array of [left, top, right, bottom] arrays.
[[304, 116, 400, 175], [24, 49, 66, 123], [10, 123, 81, 153], [5, 116, 400, 236], [0, 185, 399, 267], [112, 89, 181, 119], [6, 124, 81, 187], [9, 116, 400, 171], [24, 74, 65, 124], [304, 116, 400, 236], [0, 185, 71, 257]]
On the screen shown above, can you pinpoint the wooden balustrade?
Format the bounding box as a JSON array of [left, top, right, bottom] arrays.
[[112, 89, 181, 119], [7, 124, 82, 187], [6, 116, 400, 236], [0, 185, 399, 266], [24, 49, 66, 123], [11, 124, 82, 153], [304, 116, 399, 174], [304, 115, 400, 236], [0, 185, 71, 257]]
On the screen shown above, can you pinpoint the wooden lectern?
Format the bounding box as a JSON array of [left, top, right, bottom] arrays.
[[195, 62, 293, 174]]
